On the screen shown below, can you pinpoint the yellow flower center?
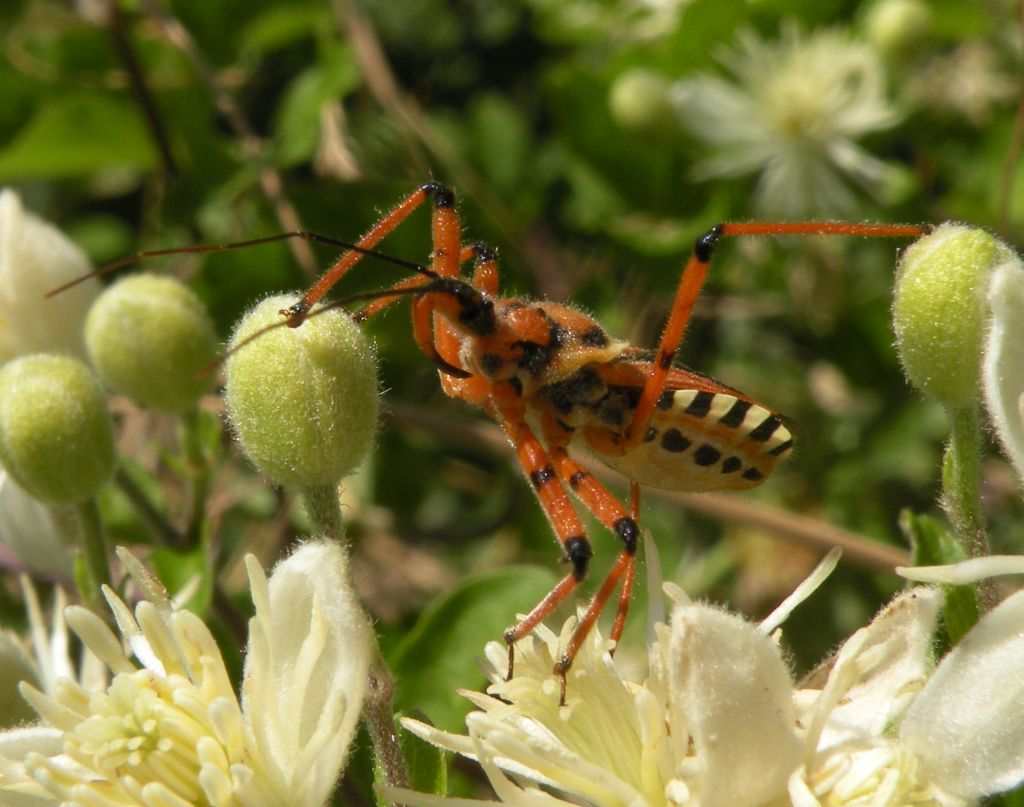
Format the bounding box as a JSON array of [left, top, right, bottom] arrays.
[[807, 741, 959, 807], [64, 670, 211, 804]]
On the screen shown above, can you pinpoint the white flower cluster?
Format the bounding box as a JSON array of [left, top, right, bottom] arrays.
[[391, 555, 1024, 807], [0, 541, 373, 807]]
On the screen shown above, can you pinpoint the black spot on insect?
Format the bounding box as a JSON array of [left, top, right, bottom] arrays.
[[643, 427, 658, 443], [685, 391, 714, 419], [660, 429, 691, 453], [748, 415, 782, 442], [569, 471, 587, 489], [694, 444, 721, 466], [721, 456, 742, 474], [530, 465, 556, 488], [600, 405, 625, 425], [742, 467, 764, 482], [548, 321, 567, 350], [656, 390, 674, 410], [480, 353, 503, 376], [581, 326, 609, 348], [658, 351, 673, 370], [719, 399, 752, 428], [597, 386, 641, 427], [768, 439, 794, 457], [542, 369, 603, 415], [514, 340, 551, 377]]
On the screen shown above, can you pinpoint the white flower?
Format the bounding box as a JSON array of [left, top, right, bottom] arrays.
[[792, 585, 1024, 805], [981, 244, 1024, 488], [906, 43, 1016, 125], [387, 551, 840, 807], [389, 555, 1024, 806], [672, 25, 901, 216], [0, 577, 107, 728], [0, 471, 78, 576], [0, 190, 100, 363], [0, 540, 375, 807]]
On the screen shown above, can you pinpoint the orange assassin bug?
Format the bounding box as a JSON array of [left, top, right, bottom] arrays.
[[54, 182, 929, 703]]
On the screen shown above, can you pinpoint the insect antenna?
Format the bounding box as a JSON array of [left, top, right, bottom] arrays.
[[206, 280, 468, 377], [45, 231, 438, 298]]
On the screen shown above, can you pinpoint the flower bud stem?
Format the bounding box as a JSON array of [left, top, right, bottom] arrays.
[[75, 497, 110, 603], [944, 404, 993, 607], [303, 483, 345, 543]]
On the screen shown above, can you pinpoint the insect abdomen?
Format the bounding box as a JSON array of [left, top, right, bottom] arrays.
[[589, 388, 794, 492]]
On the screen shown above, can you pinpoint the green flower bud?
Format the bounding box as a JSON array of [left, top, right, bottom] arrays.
[[0, 354, 116, 504], [893, 224, 1013, 408], [224, 295, 378, 488], [865, 0, 931, 62], [609, 69, 675, 133], [85, 274, 218, 413]]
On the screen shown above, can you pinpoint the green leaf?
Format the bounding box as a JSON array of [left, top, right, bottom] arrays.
[[0, 93, 157, 180], [272, 45, 361, 167], [239, 5, 329, 56], [994, 783, 1024, 807], [900, 509, 979, 645], [389, 565, 558, 732]]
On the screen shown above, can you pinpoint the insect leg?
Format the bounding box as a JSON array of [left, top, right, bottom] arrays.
[[624, 221, 930, 447], [285, 181, 462, 325], [499, 411, 593, 682], [468, 242, 500, 295], [546, 444, 639, 703]]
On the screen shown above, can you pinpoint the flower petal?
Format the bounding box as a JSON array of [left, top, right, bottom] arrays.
[[670, 603, 801, 807], [982, 250, 1024, 485], [900, 588, 1024, 798], [0, 190, 99, 362], [812, 587, 941, 751], [241, 540, 374, 804]]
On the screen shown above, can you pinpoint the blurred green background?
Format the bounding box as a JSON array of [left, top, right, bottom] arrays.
[[1, 0, 1022, 801]]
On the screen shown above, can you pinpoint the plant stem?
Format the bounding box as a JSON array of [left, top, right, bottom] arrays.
[[115, 467, 182, 545], [76, 497, 110, 603], [944, 404, 988, 558], [944, 404, 993, 609], [303, 483, 345, 543], [365, 652, 410, 803]]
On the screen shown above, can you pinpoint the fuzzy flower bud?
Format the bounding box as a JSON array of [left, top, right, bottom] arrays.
[[0, 189, 100, 362], [609, 68, 676, 133], [84, 273, 218, 413], [865, 0, 931, 62], [893, 224, 1015, 408], [0, 354, 115, 504], [224, 294, 378, 488]]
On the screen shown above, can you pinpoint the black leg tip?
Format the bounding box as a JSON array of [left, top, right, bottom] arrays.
[[694, 224, 724, 262], [422, 181, 455, 208]]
